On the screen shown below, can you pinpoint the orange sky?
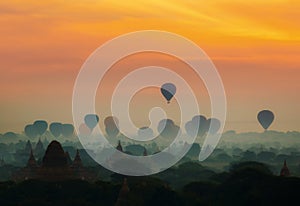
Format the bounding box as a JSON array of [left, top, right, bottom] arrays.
[[0, 0, 299, 133]]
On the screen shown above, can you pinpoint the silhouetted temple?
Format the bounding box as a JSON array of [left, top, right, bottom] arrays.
[[27, 149, 37, 168], [280, 160, 290, 177], [115, 178, 130, 206], [34, 138, 45, 157], [143, 148, 148, 156], [25, 140, 32, 153], [37, 141, 74, 180], [14, 140, 95, 181], [116, 140, 123, 152], [65, 151, 73, 165], [71, 149, 89, 180]]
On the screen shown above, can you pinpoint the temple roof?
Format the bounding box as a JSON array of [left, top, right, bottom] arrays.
[[35, 138, 44, 151], [280, 160, 290, 177], [25, 140, 32, 153], [72, 149, 83, 167], [143, 148, 148, 156], [116, 140, 123, 152], [65, 151, 72, 165], [42, 140, 68, 167], [115, 178, 130, 206], [27, 149, 37, 168]]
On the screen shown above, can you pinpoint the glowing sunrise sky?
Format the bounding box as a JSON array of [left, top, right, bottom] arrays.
[[0, 0, 299, 133]]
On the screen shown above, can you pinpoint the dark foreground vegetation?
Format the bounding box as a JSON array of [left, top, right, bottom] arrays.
[[0, 161, 299, 206]]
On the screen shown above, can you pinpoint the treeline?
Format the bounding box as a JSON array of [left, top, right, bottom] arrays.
[[0, 161, 299, 205]]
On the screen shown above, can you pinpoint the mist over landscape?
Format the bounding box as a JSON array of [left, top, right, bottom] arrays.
[[1, 0, 300, 205]]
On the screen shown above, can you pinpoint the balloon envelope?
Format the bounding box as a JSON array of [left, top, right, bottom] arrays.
[[104, 116, 119, 137], [79, 123, 91, 136], [207, 118, 221, 134], [185, 121, 197, 137], [61, 124, 74, 137], [138, 127, 154, 139], [192, 115, 209, 136], [105, 126, 119, 138], [49, 122, 62, 137], [104, 116, 119, 126], [257, 110, 274, 130], [157, 119, 179, 138], [33, 120, 48, 136], [161, 83, 176, 103], [84, 114, 99, 130], [24, 124, 38, 138]]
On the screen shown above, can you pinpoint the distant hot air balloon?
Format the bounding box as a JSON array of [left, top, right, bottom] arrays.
[[185, 115, 209, 137], [79, 123, 91, 136], [84, 114, 99, 131], [104, 116, 119, 138], [207, 118, 221, 135], [33, 120, 48, 136], [104, 116, 119, 126], [24, 124, 38, 138], [49, 122, 62, 138], [185, 121, 197, 137], [157, 119, 180, 138], [160, 83, 176, 104], [138, 127, 154, 139], [192, 115, 209, 136], [61, 124, 74, 137], [257, 110, 274, 131]]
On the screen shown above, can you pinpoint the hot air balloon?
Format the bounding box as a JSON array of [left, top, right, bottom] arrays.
[[185, 121, 197, 137], [138, 127, 154, 139], [24, 124, 38, 138], [104, 116, 119, 137], [79, 123, 91, 136], [33, 120, 48, 136], [49, 122, 62, 138], [207, 118, 221, 135], [84, 114, 99, 131], [185, 115, 209, 137], [257, 110, 274, 131], [160, 83, 176, 104], [157, 119, 180, 138], [61, 124, 74, 137], [104, 116, 119, 126], [192, 115, 209, 136]]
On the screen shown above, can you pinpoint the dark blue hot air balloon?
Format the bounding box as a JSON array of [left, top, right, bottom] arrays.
[[161, 83, 176, 104], [257, 110, 274, 131]]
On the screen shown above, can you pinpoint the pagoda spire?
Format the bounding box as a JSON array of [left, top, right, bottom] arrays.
[[280, 159, 290, 177], [143, 148, 148, 156], [25, 140, 32, 153], [27, 149, 37, 168], [72, 149, 83, 167], [116, 140, 123, 152], [115, 178, 130, 206]]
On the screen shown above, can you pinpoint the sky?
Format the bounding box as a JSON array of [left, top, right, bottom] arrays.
[[0, 0, 299, 133]]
